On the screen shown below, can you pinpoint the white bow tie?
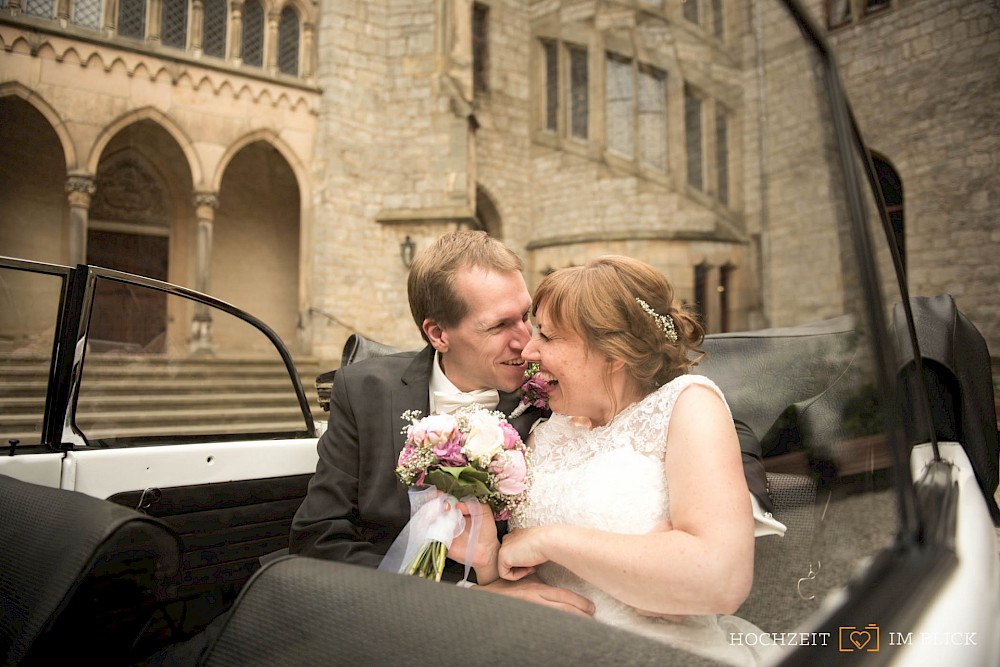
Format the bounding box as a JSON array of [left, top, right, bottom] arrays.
[[433, 389, 500, 415]]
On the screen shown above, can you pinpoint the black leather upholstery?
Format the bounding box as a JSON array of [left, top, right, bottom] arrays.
[[893, 294, 1000, 522], [340, 333, 402, 366], [314, 334, 403, 411], [0, 474, 182, 666], [695, 315, 857, 461], [199, 556, 717, 667]]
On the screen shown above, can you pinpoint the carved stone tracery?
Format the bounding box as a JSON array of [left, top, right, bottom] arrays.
[[91, 156, 170, 227]]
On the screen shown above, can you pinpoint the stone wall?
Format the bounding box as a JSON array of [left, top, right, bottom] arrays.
[[821, 0, 1000, 356]]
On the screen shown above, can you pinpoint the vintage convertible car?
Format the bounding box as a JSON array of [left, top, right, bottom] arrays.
[[1, 1, 998, 665]]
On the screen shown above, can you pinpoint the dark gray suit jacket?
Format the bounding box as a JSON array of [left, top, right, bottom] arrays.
[[289, 345, 538, 574]]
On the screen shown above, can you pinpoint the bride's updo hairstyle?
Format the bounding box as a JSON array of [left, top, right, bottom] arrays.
[[532, 255, 704, 397]]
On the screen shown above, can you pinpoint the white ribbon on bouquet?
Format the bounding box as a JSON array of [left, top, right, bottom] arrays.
[[378, 486, 484, 585]]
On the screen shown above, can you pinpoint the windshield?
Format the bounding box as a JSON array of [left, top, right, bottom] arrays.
[[685, 0, 915, 648]]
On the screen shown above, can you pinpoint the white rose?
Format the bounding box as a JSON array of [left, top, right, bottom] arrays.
[[462, 411, 505, 465]]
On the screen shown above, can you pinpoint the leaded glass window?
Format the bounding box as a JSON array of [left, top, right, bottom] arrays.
[[716, 106, 729, 205], [278, 6, 300, 75], [712, 0, 724, 39], [473, 3, 489, 93], [25, 0, 55, 18], [242, 0, 264, 68], [606, 53, 633, 157], [683, 0, 699, 25], [639, 66, 667, 170], [72, 0, 102, 30], [685, 87, 703, 190], [203, 0, 227, 58], [161, 0, 188, 49], [568, 45, 588, 140], [829, 0, 852, 27], [543, 40, 558, 132], [118, 0, 147, 40]]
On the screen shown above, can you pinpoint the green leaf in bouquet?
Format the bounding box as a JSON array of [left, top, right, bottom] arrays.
[[425, 466, 492, 499]]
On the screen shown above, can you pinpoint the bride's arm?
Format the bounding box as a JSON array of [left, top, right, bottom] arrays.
[[498, 384, 754, 616]]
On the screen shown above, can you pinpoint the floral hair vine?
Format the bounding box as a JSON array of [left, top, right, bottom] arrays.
[[635, 298, 678, 343]]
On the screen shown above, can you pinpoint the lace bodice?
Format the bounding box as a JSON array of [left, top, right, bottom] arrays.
[[511, 375, 765, 666], [515, 374, 728, 535]]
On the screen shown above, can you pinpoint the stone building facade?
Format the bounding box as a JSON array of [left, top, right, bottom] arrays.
[[825, 0, 999, 359], [2, 0, 997, 365]]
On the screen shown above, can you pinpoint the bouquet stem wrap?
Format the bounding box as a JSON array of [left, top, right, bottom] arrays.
[[379, 486, 482, 583]]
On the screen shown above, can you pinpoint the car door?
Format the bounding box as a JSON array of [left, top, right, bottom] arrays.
[[0, 257, 321, 638]]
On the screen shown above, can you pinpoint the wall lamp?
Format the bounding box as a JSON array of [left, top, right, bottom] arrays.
[[400, 235, 417, 269]]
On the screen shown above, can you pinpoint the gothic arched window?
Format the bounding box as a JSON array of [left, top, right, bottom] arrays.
[[203, 0, 228, 58], [161, 0, 189, 49], [24, 0, 56, 18], [277, 6, 300, 76], [118, 0, 147, 40], [872, 153, 905, 274], [71, 0, 102, 30], [242, 0, 265, 67]]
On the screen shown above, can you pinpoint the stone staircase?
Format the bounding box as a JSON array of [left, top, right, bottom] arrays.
[[0, 354, 333, 445]]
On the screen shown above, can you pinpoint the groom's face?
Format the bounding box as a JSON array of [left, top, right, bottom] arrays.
[[424, 267, 532, 393]]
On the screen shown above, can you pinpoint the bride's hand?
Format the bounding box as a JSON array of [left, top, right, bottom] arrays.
[[497, 526, 549, 581], [446, 498, 500, 583]]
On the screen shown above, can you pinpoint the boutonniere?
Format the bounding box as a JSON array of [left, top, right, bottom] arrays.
[[508, 362, 551, 419]]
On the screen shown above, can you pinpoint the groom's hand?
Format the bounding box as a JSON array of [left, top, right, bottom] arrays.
[[446, 499, 500, 582], [478, 575, 596, 617]]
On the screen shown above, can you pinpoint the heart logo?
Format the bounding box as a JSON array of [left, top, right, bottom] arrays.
[[850, 631, 871, 650]]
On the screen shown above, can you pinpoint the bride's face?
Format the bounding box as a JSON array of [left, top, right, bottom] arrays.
[[523, 302, 617, 426]]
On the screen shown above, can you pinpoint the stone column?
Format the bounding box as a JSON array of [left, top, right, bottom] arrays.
[[229, 0, 244, 63], [191, 0, 205, 55], [301, 21, 315, 78], [56, 0, 70, 23], [190, 192, 218, 353], [265, 9, 279, 75], [65, 174, 96, 266], [102, 0, 115, 37], [148, 0, 163, 43]]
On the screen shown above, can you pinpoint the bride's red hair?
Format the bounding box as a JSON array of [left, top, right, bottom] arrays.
[[532, 255, 704, 397]]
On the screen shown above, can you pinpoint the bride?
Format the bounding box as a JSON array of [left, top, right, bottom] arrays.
[[454, 255, 773, 666]]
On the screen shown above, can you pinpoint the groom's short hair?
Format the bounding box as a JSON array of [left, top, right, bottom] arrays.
[[408, 230, 523, 342]]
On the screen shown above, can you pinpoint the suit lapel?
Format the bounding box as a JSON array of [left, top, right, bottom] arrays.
[[391, 346, 435, 452]]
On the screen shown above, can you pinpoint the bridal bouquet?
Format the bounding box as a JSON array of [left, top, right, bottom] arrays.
[[508, 362, 551, 418], [390, 406, 530, 581]]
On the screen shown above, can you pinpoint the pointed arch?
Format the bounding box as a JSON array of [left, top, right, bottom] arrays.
[[870, 150, 905, 274], [0, 82, 77, 169], [87, 107, 203, 188], [474, 183, 504, 238], [211, 129, 308, 201]]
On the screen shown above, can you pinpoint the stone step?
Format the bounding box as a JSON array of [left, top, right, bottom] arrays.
[[0, 354, 331, 442], [0, 377, 315, 396], [2, 391, 301, 411]]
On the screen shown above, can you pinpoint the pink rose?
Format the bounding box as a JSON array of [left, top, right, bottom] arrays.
[[407, 414, 458, 448], [500, 422, 522, 451], [432, 434, 468, 466], [397, 443, 418, 467], [490, 449, 527, 496]]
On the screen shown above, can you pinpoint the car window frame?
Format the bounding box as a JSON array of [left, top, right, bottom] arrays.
[[0, 256, 316, 451]]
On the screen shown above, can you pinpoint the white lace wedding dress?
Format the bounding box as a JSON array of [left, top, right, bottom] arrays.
[[512, 374, 769, 666]]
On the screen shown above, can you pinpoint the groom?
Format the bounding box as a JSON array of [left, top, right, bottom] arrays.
[[290, 230, 595, 615]]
